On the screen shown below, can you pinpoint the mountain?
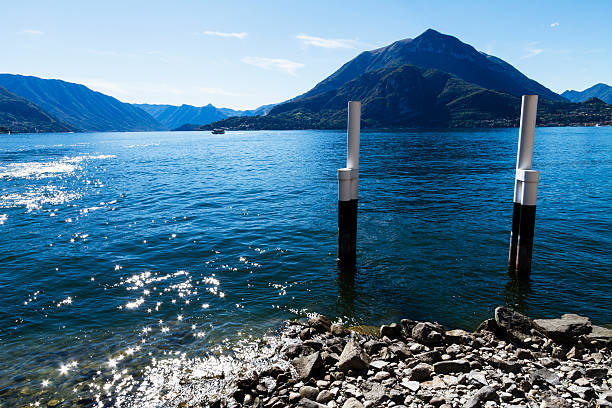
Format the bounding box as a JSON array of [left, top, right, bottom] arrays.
[[0, 86, 73, 133], [0, 74, 165, 132], [136, 102, 277, 130], [281, 28, 564, 108], [203, 29, 610, 130], [562, 83, 612, 104]]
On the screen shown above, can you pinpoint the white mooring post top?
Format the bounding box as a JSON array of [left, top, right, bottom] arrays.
[[516, 95, 538, 171], [520, 170, 540, 206], [347, 101, 361, 171]]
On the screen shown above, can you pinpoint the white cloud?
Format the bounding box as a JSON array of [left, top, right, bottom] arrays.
[[241, 57, 304, 76], [203, 31, 248, 39], [550, 22, 560, 28], [296, 34, 358, 49], [19, 29, 44, 35], [522, 42, 543, 59]]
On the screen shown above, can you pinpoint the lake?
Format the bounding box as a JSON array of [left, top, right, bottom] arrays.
[[0, 128, 610, 406]]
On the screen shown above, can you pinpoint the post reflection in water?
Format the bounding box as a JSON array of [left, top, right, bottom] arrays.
[[504, 273, 533, 316], [336, 265, 358, 321]]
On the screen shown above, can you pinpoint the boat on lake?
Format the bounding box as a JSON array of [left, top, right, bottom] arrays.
[[212, 128, 225, 134]]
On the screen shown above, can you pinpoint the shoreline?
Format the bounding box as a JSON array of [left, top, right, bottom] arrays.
[[97, 306, 611, 408]]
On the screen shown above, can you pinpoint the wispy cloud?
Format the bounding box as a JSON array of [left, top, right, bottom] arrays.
[[19, 29, 44, 35], [550, 22, 560, 28], [203, 31, 248, 39], [241, 57, 304, 76], [521, 42, 543, 59], [296, 34, 358, 49]]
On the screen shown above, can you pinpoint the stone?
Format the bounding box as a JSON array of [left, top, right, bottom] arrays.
[[490, 357, 521, 373], [529, 368, 560, 386], [433, 359, 471, 374], [412, 322, 444, 346], [343, 397, 364, 408], [369, 360, 388, 370], [289, 392, 302, 402], [534, 314, 592, 344], [337, 340, 370, 372], [588, 325, 612, 344], [47, 400, 60, 407], [373, 371, 391, 381], [316, 390, 333, 404], [401, 379, 420, 392], [401, 319, 418, 333], [429, 396, 446, 407], [297, 398, 327, 408], [415, 350, 441, 364], [380, 323, 403, 340], [407, 363, 433, 382], [389, 343, 411, 360], [331, 323, 349, 337], [362, 382, 387, 403], [299, 385, 319, 400], [494, 306, 539, 344], [464, 386, 498, 408], [364, 340, 386, 355], [308, 315, 332, 333], [293, 352, 323, 380], [585, 367, 608, 379], [540, 396, 572, 408], [568, 384, 597, 400], [516, 349, 533, 360], [445, 329, 473, 345]]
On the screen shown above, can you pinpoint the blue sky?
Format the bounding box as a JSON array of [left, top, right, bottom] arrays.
[[2, 0, 610, 109]]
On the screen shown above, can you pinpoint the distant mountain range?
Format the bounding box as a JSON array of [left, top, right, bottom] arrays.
[[205, 29, 612, 130], [562, 83, 612, 104], [135, 103, 275, 130], [1, 29, 611, 134], [0, 74, 165, 132], [0, 85, 73, 133]]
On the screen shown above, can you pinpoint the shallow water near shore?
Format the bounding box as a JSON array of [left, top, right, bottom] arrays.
[[0, 128, 610, 406]]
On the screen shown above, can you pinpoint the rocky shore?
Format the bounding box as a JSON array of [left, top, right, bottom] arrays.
[[203, 307, 612, 408]]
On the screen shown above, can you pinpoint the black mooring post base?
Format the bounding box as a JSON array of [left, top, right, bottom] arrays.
[[516, 204, 537, 276], [508, 202, 521, 269], [338, 199, 357, 267]]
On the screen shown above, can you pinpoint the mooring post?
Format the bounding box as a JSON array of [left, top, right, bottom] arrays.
[[338, 101, 361, 267], [516, 169, 539, 274], [508, 95, 539, 275]]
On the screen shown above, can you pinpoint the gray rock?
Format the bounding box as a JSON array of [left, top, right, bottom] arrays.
[[495, 306, 539, 344], [364, 340, 386, 355], [540, 396, 572, 408], [297, 398, 327, 408], [407, 363, 433, 382], [445, 329, 473, 345], [369, 360, 388, 370], [293, 352, 323, 380], [337, 340, 370, 372], [433, 359, 471, 374], [412, 322, 444, 346], [315, 390, 333, 404], [588, 325, 612, 344], [299, 385, 319, 400], [380, 323, 403, 340], [415, 350, 441, 364], [516, 348, 533, 360], [585, 367, 608, 379], [389, 343, 411, 360], [534, 314, 592, 344], [401, 319, 418, 334], [343, 397, 364, 408], [362, 382, 387, 403], [308, 315, 332, 333], [401, 379, 420, 392], [528, 368, 560, 386], [568, 384, 597, 400], [464, 385, 498, 408], [331, 323, 349, 336]]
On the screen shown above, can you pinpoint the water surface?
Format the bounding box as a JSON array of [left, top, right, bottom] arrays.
[[0, 128, 610, 406]]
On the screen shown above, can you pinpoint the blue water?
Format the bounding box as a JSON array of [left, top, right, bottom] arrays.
[[0, 128, 610, 405]]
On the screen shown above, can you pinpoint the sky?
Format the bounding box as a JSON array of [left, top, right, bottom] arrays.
[[2, 0, 610, 110]]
